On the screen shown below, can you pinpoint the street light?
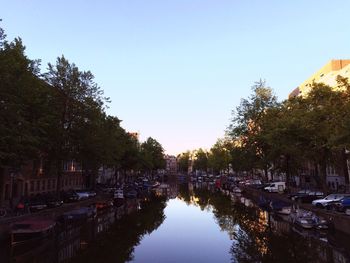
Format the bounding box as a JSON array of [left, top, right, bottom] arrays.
[[9, 169, 17, 209]]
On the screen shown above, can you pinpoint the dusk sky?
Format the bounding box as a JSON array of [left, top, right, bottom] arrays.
[[2, 1, 350, 155]]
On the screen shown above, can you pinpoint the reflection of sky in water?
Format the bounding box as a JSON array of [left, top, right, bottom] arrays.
[[129, 198, 232, 263]]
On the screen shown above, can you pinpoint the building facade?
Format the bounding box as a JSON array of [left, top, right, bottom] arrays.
[[165, 155, 177, 174], [0, 159, 84, 206], [289, 59, 350, 98], [289, 59, 350, 190]]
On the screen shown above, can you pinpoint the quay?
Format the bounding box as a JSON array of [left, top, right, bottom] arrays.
[[242, 186, 350, 235]]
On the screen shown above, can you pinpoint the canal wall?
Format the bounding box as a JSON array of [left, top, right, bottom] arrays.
[[242, 186, 350, 235], [0, 194, 112, 241]]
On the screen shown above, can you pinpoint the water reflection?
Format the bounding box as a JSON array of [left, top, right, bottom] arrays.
[[180, 182, 350, 263], [72, 196, 166, 263], [1, 181, 349, 263]]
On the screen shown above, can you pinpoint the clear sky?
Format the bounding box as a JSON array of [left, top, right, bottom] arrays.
[[2, 1, 350, 155]]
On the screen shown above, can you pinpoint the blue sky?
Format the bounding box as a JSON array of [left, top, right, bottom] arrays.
[[2, 1, 350, 154]]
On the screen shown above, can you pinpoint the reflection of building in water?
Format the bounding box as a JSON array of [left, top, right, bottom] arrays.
[[165, 155, 177, 174], [57, 222, 81, 263], [240, 196, 254, 208], [269, 214, 290, 234], [96, 209, 115, 234], [168, 181, 179, 199], [125, 199, 140, 215], [154, 184, 169, 197]]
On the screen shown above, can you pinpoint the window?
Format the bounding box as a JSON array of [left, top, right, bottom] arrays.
[[30, 181, 34, 192], [36, 181, 40, 191], [42, 180, 46, 191], [63, 161, 69, 171]]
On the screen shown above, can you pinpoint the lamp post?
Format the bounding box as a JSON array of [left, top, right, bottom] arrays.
[[9, 169, 17, 209]]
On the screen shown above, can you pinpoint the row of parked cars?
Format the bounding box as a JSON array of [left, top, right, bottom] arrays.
[[288, 189, 350, 214], [311, 194, 350, 213], [16, 189, 97, 213], [241, 180, 287, 193]]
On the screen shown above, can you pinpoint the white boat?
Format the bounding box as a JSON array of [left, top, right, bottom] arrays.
[[231, 187, 242, 193], [114, 189, 124, 199]]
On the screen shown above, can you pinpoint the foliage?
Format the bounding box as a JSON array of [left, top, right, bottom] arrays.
[[193, 148, 208, 172], [208, 139, 231, 174], [140, 137, 166, 173], [0, 23, 166, 196], [177, 151, 191, 173]]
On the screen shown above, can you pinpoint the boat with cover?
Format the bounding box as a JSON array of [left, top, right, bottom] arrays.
[[11, 218, 56, 262]]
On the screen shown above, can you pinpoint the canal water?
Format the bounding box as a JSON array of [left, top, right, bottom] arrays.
[[129, 198, 232, 263], [1, 182, 350, 263]]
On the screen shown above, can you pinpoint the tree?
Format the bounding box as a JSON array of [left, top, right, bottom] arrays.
[[140, 137, 165, 175], [208, 139, 231, 175], [177, 151, 191, 173], [44, 55, 108, 191], [0, 26, 54, 204], [193, 148, 208, 173], [227, 80, 278, 179], [120, 133, 141, 178]]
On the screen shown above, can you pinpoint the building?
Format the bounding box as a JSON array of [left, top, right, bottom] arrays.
[[289, 59, 350, 98], [165, 155, 177, 174], [0, 159, 84, 206], [289, 59, 350, 190], [97, 167, 118, 185], [127, 132, 140, 140]]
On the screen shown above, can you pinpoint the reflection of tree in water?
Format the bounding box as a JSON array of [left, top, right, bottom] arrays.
[[229, 202, 320, 263], [72, 196, 167, 263], [177, 183, 192, 205], [189, 188, 324, 263]]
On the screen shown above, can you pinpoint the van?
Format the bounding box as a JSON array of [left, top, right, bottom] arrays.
[[264, 182, 286, 193]]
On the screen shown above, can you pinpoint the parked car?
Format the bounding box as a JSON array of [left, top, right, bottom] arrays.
[[312, 194, 350, 208], [264, 182, 286, 193], [325, 196, 350, 212], [124, 189, 138, 199], [22, 196, 47, 212], [294, 191, 325, 203], [44, 194, 63, 208], [61, 190, 79, 203], [87, 190, 97, 198], [253, 183, 271, 190], [289, 189, 311, 200], [75, 190, 90, 200]]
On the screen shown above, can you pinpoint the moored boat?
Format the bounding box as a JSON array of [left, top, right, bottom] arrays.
[[290, 209, 329, 229], [269, 200, 292, 215], [11, 218, 56, 262]]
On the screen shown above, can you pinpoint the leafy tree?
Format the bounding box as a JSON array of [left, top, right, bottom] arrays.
[[140, 137, 165, 175], [44, 55, 108, 191], [228, 80, 278, 180], [0, 26, 54, 204], [120, 133, 141, 177], [208, 139, 231, 174], [177, 151, 190, 173], [193, 148, 208, 173]]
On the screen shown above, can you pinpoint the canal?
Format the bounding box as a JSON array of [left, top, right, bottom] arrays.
[[1, 182, 350, 263]]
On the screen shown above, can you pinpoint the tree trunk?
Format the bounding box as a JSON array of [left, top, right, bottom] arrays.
[[56, 160, 62, 197], [342, 148, 349, 186], [318, 149, 328, 193], [263, 165, 268, 182], [0, 167, 4, 206], [285, 154, 290, 187]]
